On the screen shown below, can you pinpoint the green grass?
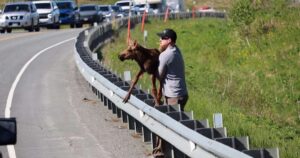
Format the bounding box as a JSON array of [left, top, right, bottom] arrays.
[[100, 9, 300, 157]]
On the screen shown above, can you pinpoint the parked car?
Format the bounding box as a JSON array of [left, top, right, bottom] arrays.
[[32, 0, 60, 29], [110, 5, 125, 18], [132, 3, 154, 15], [0, 2, 40, 33], [115, 0, 134, 15], [98, 5, 113, 21], [98, 5, 124, 21], [56, 0, 78, 28], [75, 4, 104, 27], [149, 3, 160, 14]]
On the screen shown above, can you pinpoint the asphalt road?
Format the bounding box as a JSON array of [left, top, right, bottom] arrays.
[[0, 29, 151, 158]]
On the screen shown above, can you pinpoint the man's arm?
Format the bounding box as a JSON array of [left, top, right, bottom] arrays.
[[157, 54, 168, 80]]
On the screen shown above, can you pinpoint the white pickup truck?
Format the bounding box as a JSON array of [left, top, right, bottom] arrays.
[[32, 0, 60, 29]]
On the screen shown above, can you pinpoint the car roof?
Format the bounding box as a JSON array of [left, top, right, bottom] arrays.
[[32, 1, 54, 3], [56, 1, 75, 3], [55, 0, 75, 1], [115, 0, 133, 4], [80, 4, 97, 7], [6, 2, 33, 5], [116, 0, 133, 2]]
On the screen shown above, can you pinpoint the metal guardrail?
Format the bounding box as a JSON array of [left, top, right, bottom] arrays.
[[74, 12, 279, 158]]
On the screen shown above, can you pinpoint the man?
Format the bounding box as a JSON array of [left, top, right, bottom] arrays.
[[157, 28, 188, 111], [152, 28, 189, 158]]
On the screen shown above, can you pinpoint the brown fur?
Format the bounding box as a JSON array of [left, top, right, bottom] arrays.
[[118, 40, 162, 105]]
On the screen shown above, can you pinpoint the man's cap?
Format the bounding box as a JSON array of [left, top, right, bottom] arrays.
[[157, 28, 177, 42]]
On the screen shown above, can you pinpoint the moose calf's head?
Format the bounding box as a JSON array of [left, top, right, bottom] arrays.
[[118, 40, 139, 62]]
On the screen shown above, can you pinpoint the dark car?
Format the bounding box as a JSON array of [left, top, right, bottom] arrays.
[[56, 0, 78, 28], [75, 4, 104, 27]]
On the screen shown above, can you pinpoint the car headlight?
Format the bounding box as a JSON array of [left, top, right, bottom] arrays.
[[0, 15, 5, 22], [75, 14, 79, 20], [48, 13, 53, 18]]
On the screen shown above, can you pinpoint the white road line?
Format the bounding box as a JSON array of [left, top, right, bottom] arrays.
[[5, 37, 76, 158]]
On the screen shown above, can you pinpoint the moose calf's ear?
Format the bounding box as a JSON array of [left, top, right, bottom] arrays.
[[133, 40, 138, 48], [128, 39, 133, 46]]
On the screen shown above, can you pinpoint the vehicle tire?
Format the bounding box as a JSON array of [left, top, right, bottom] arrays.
[[28, 20, 34, 32], [70, 24, 75, 28], [54, 17, 60, 29], [28, 26, 34, 32], [55, 23, 60, 29], [35, 24, 40, 32], [6, 28, 12, 33], [76, 23, 82, 28], [0, 29, 6, 33]]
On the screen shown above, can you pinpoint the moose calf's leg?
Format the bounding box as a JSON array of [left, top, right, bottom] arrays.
[[123, 70, 144, 103], [152, 88, 159, 105], [157, 81, 162, 104], [151, 75, 161, 105]]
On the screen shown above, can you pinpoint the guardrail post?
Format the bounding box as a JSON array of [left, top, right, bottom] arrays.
[[107, 99, 112, 109], [151, 132, 157, 149], [112, 103, 117, 114], [122, 110, 128, 123], [103, 96, 108, 106], [164, 141, 174, 158], [100, 93, 104, 102], [142, 126, 151, 142], [116, 107, 122, 118], [173, 147, 187, 158], [134, 120, 143, 134], [128, 115, 135, 130]]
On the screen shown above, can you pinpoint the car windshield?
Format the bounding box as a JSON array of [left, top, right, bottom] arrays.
[[135, 4, 145, 8], [149, 3, 159, 9], [99, 6, 109, 12], [80, 6, 96, 11], [57, 2, 72, 9], [111, 6, 121, 12], [4, 4, 29, 12], [116, 2, 130, 7], [35, 3, 51, 9]]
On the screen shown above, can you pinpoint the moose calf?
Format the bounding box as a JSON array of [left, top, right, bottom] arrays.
[[118, 40, 162, 105]]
